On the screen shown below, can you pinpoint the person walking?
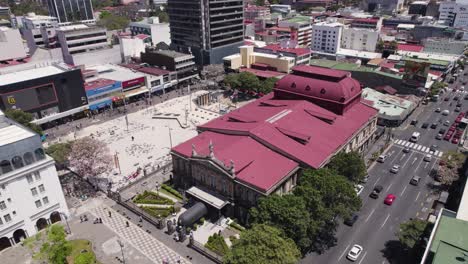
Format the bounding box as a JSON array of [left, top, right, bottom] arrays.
[[108, 211, 112, 218]]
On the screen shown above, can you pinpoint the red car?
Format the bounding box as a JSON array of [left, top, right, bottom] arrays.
[[449, 126, 457, 132], [452, 137, 460, 144], [384, 194, 396, 205], [459, 113, 465, 118], [444, 134, 452, 141]]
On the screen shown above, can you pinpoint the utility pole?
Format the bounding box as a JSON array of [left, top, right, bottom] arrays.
[[117, 240, 126, 264], [167, 126, 173, 149]]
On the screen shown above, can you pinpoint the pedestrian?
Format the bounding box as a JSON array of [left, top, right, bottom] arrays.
[[176, 256, 181, 264], [139, 215, 143, 222], [99, 218, 102, 223], [80, 216, 83, 223], [108, 211, 112, 218], [131, 136, 134, 141], [126, 221, 129, 227]]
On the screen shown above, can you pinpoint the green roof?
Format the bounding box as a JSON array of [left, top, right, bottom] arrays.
[[309, 59, 402, 79], [285, 16, 311, 24], [430, 215, 468, 264]]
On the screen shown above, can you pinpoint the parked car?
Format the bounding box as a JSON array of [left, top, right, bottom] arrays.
[[436, 133, 443, 140], [444, 97, 450, 101], [361, 174, 369, 183], [403, 147, 411, 153], [457, 102, 463, 107], [422, 123, 429, 129], [435, 108, 441, 113], [431, 123, 438, 129], [464, 94, 468, 100], [411, 120, 418, 125], [390, 164, 400, 173], [452, 137, 460, 144], [344, 213, 359, 226], [455, 107, 461, 112], [370, 185, 383, 199], [347, 245, 363, 261], [444, 120, 451, 126], [424, 154, 432, 162], [439, 128, 447, 134], [377, 155, 387, 163], [430, 145, 438, 152], [410, 176, 421, 186], [384, 194, 396, 205], [355, 184, 364, 196]]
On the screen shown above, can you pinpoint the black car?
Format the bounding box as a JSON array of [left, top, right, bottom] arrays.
[[457, 102, 463, 107], [439, 128, 447, 134], [430, 123, 438, 129], [411, 120, 418, 125], [430, 145, 438, 152], [370, 185, 383, 199], [464, 95, 468, 100], [454, 96, 460, 100], [445, 97, 450, 101], [344, 213, 359, 226], [422, 123, 429, 129]]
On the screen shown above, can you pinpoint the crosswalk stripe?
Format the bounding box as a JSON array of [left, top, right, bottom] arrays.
[[417, 145, 423, 150], [422, 147, 428, 152], [438, 152, 443, 157], [409, 143, 415, 148], [435, 151, 439, 156], [404, 142, 411, 147], [396, 139, 403, 144]]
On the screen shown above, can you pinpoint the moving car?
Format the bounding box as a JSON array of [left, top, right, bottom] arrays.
[[390, 164, 400, 173], [422, 123, 429, 129], [377, 155, 387, 163], [442, 110, 450, 116], [424, 154, 432, 162], [435, 108, 441, 113], [347, 245, 363, 261], [384, 194, 396, 205], [411, 120, 418, 125], [444, 120, 451, 126], [355, 184, 364, 196], [430, 145, 438, 152], [370, 185, 383, 199], [410, 176, 421, 186], [410, 132, 420, 142], [344, 213, 359, 226], [455, 107, 461, 112], [403, 146, 411, 153]]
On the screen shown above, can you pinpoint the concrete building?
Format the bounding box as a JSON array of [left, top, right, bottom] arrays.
[[167, 0, 244, 65], [409, 1, 429, 15], [362, 0, 404, 14], [244, 5, 270, 21], [256, 42, 312, 65], [351, 18, 380, 29], [56, 24, 108, 65], [170, 65, 378, 223], [311, 21, 343, 53], [46, 0, 95, 24], [21, 13, 58, 30], [423, 38, 467, 55], [362, 88, 416, 126], [341, 27, 379, 52], [278, 16, 313, 47], [120, 63, 178, 94], [141, 47, 198, 84], [84, 78, 122, 111], [119, 34, 151, 62], [0, 110, 69, 252], [128, 17, 170, 45], [439, 0, 468, 28], [0, 27, 27, 62]]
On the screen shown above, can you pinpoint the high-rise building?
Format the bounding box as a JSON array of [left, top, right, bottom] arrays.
[[311, 21, 343, 54], [46, 0, 95, 24], [0, 110, 69, 251], [167, 0, 244, 65]]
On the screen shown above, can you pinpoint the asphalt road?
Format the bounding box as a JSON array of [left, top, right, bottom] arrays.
[[303, 66, 468, 264]]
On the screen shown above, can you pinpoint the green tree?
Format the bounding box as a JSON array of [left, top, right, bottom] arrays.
[[328, 152, 367, 183], [299, 168, 361, 221], [258, 77, 277, 94], [36, 225, 72, 264], [5, 109, 43, 135], [92, 0, 113, 9], [97, 13, 130, 30], [255, 0, 265, 6], [429, 81, 447, 97], [238, 71, 260, 92], [9, 0, 47, 15], [99, 10, 112, 19], [45, 142, 73, 165], [249, 194, 313, 253], [397, 219, 429, 249], [74, 252, 95, 264], [224, 224, 301, 264], [224, 73, 241, 90]]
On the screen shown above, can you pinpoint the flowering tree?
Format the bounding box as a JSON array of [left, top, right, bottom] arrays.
[[68, 137, 112, 178]]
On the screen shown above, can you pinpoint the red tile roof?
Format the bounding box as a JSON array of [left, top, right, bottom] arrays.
[[134, 34, 150, 40], [261, 44, 312, 56], [239, 68, 285, 79], [397, 44, 424, 52], [172, 131, 298, 192], [120, 63, 170, 76], [84, 78, 116, 91]]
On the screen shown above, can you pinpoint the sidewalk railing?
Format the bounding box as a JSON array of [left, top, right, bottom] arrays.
[[189, 239, 223, 264]]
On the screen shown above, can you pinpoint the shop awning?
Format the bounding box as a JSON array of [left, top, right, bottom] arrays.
[[186, 186, 229, 210], [123, 86, 149, 98], [32, 105, 89, 125]]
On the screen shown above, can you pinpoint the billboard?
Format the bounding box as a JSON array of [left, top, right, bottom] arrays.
[[402, 61, 431, 87], [0, 83, 58, 111]]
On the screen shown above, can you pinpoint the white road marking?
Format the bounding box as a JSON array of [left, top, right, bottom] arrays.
[[401, 186, 408, 196], [409, 143, 415, 148], [338, 244, 351, 261], [400, 154, 405, 161], [404, 141, 410, 147], [380, 214, 391, 229], [386, 182, 393, 192], [396, 139, 403, 144], [435, 150, 440, 156], [412, 157, 418, 165], [358, 251, 368, 264], [422, 146, 428, 152], [417, 145, 423, 151], [375, 177, 381, 186], [401, 152, 413, 168], [424, 162, 429, 168], [365, 208, 376, 223], [416, 191, 421, 201]]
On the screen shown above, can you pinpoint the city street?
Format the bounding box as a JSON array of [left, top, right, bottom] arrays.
[[303, 66, 468, 264]]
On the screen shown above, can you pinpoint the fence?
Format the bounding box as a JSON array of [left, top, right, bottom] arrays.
[[189, 239, 224, 264], [116, 162, 172, 193]]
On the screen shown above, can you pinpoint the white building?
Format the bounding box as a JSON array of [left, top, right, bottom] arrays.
[[57, 24, 109, 65], [278, 16, 312, 47], [0, 111, 69, 251], [0, 27, 27, 61], [21, 13, 58, 30], [423, 38, 467, 55], [119, 34, 152, 62], [311, 21, 343, 53], [439, 0, 468, 28], [341, 27, 379, 52], [129, 17, 170, 45]]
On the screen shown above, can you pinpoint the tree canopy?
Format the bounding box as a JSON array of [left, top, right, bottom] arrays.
[[224, 224, 301, 264], [5, 109, 43, 135], [35, 225, 72, 264], [68, 136, 113, 178], [223, 72, 277, 94], [437, 151, 466, 186], [97, 13, 129, 30], [397, 219, 429, 249], [6, 0, 48, 16], [46, 142, 73, 165], [328, 152, 367, 183]]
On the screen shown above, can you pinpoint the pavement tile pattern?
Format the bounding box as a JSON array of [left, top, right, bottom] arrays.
[[91, 206, 188, 264]]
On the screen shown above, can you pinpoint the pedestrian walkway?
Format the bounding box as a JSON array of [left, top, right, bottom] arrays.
[[394, 139, 444, 157], [91, 206, 188, 264]]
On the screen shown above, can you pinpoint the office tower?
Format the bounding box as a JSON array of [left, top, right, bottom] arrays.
[[47, 0, 95, 24]]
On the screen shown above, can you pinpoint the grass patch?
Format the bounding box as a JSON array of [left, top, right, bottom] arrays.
[[133, 190, 175, 205], [161, 184, 183, 200], [205, 233, 229, 256], [68, 239, 101, 264], [141, 206, 180, 218], [159, 188, 183, 202]]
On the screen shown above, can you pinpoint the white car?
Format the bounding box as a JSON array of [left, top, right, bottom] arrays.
[[355, 184, 364, 196], [377, 155, 387, 163], [390, 165, 400, 173], [435, 108, 441, 113], [347, 244, 363, 261], [424, 154, 432, 162]]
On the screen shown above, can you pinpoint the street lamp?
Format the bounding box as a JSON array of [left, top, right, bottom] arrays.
[[167, 126, 173, 149], [59, 212, 71, 234], [117, 239, 126, 264]]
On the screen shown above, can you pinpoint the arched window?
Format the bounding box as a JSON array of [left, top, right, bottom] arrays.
[[11, 156, 24, 169], [34, 148, 45, 161], [23, 152, 34, 165], [320, 88, 326, 94], [0, 160, 13, 174]]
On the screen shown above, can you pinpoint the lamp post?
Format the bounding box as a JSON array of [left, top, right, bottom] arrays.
[[167, 126, 173, 149], [117, 239, 126, 264], [59, 212, 71, 234]]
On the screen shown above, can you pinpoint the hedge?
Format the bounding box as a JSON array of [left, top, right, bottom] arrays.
[[133, 191, 175, 205], [205, 233, 229, 256], [161, 184, 183, 200]]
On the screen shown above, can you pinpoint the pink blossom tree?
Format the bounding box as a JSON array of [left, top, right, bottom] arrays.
[[68, 137, 112, 179]]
